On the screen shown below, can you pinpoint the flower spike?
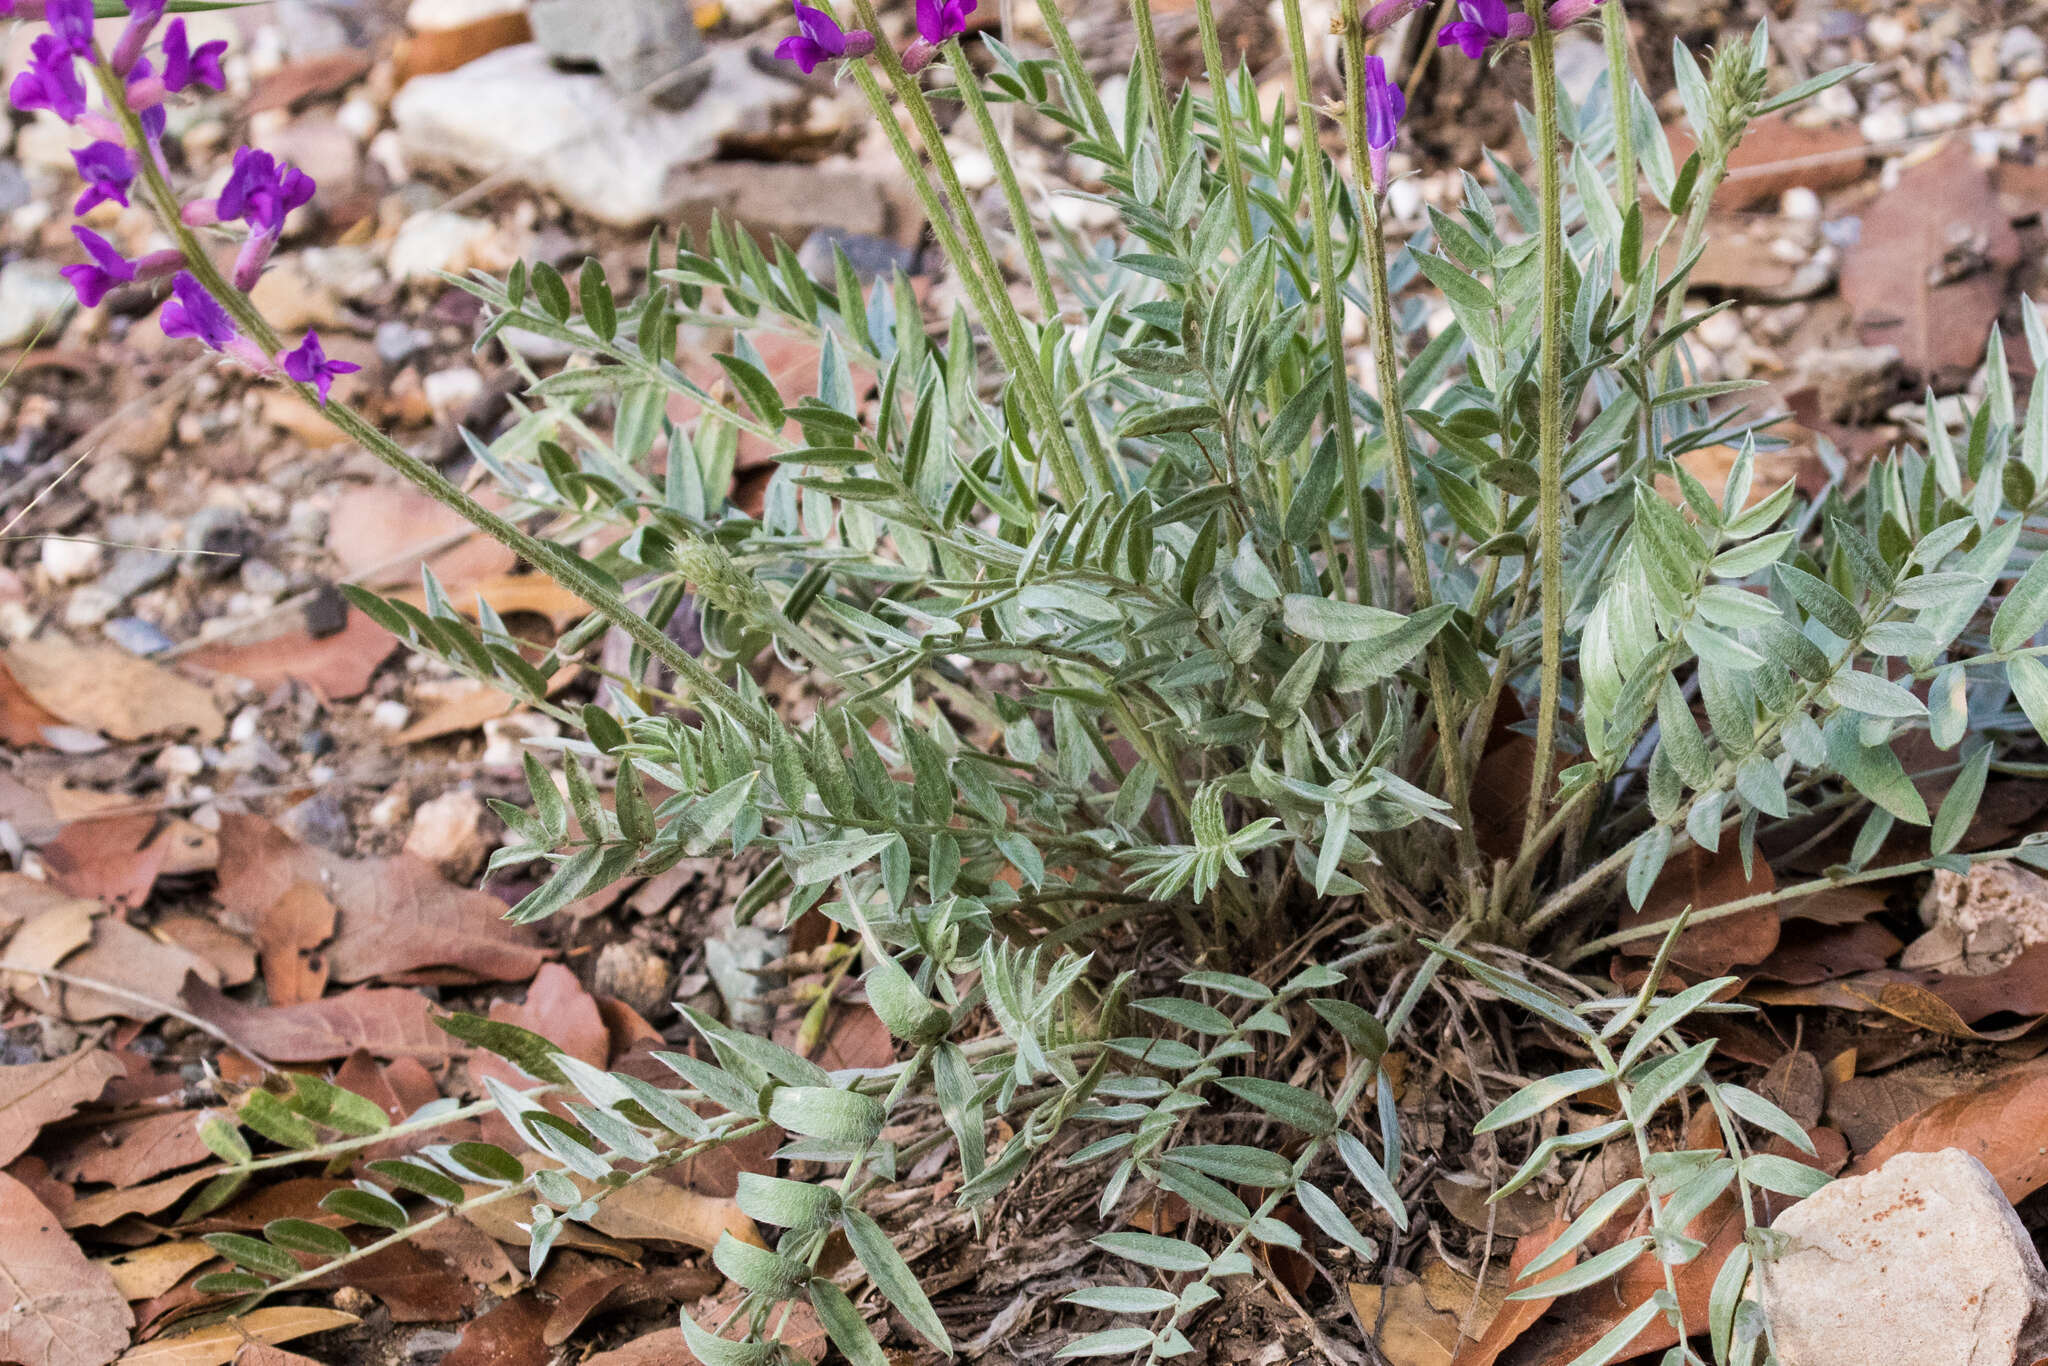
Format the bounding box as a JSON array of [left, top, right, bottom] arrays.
[[1362, 55, 1405, 195]]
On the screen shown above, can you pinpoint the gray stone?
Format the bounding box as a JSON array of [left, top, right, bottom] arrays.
[[103, 617, 175, 656], [1764, 1148, 2048, 1366], [703, 923, 784, 1031], [1798, 344, 1902, 424], [391, 44, 798, 227], [99, 546, 179, 605], [0, 160, 31, 217], [183, 506, 254, 577], [529, 0, 708, 109], [592, 939, 673, 1020], [0, 260, 74, 350], [375, 319, 434, 365]]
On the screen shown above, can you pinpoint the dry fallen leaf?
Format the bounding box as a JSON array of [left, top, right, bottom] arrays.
[[113, 1307, 357, 1366], [3, 896, 101, 1012], [0, 1048, 125, 1166], [183, 609, 399, 703], [52, 1110, 214, 1189], [215, 814, 543, 985], [39, 816, 168, 910], [154, 915, 256, 988], [1855, 1058, 2048, 1202], [0, 1171, 135, 1366], [1449, 1219, 1575, 1366], [1840, 143, 2022, 384], [3, 636, 224, 743], [179, 977, 461, 1064], [0, 655, 65, 748], [328, 485, 516, 591], [1349, 1274, 1463, 1366], [1617, 842, 1780, 973], [441, 1290, 550, 1366], [54, 918, 222, 1022], [95, 1242, 221, 1302], [252, 882, 336, 1008]]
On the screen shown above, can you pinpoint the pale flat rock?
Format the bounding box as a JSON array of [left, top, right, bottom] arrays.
[[1765, 1148, 2048, 1366], [390, 43, 798, 226]]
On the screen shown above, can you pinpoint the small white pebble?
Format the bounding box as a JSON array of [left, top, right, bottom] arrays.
[[156, 745, 205, 778], [1860, 107, 1910, 145], [39, 538, 102, 585], [422, 367, 483, 415], [229, 706, 262, 744], [1780, 186, 1823, 221], [370, 699, 411, 732]]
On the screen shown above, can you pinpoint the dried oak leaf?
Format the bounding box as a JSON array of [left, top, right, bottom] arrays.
[[50, 1110, 213, 1189], [1840, 143, 2023, 383], [1450, 1217, 1576, 1366], [183, 608, 398, 704], [1, 636, 223, 743], [0, 1171, 134, 1366], [0, 1048, 125, 1166], [41, 815, 171, 910], [56, 919, 222, 1023], [215, 814, 542, 984], [94, 1242, 220, 1303], [1616, 842, 1780, 973], [179, 977, 459, 1064], [112, 1307, 357, 1366], [1854, 1058, 2048, 1202], [442, 1291, 551, 1366]]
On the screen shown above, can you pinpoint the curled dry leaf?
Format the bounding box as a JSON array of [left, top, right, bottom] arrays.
[[252, 882, 336, 1008], [0, 1048, 125, 1167], [112, 1307, 357, 1366], [1855, 1058, 2048, 1202], [2, 637, 224, 744], [0, 1171, 134, 1366]]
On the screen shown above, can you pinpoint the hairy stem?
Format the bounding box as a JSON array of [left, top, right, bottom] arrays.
[[1603, 1, 1637, 210], [1276, 0, 1368, 604], [1518, 0, 1571, 863], [944, 42, 1058, 318]]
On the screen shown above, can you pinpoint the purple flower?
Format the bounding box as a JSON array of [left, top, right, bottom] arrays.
[[71, 141, 137, 215], [60, 227, 138, 308], [161, 18, 228, 94], [44, 0, 97, 57], [10, 34, 88, 123], [1362, 54, 1404, 193], [773, 1, 873, 74], [279, 329, 361, 405], [913, 0, 974, 44], [1437, 0, 1532, 59], [112, 0, 167, 75], [216, 147, 316, 233], [159, 272, 238, 351]]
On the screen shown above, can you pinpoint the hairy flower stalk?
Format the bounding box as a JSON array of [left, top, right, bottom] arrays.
[[940, 41, 1058, 319], [1339, 29, 1484, 908], [1276, 0, 1370, 604], [840, 0, 1105, 499], [1518, 0, 1571, 871]]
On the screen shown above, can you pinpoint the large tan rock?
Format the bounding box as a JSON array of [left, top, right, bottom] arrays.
[[1765, 1148, 2048, 1366]]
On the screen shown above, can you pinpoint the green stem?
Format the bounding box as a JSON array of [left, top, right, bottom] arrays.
[[1191, 0, 1255, 248], [1128, 0, 1179, 169], [849, 6, 1094, 500], [1358, 169, 1482, 899], [944, 42, 1058, 319], [1518, 1, 1570, 857], [1276, 0, 1368, 604], [1035, 0, 1116, 145], [1603, 1, 1637, 210]]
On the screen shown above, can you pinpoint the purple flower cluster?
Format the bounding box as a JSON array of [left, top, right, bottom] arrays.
[[1435, 0, 1615, 61], [7, 1, 351, 405], [767, 0, 978, 78], [774, 1, 875, 74]]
